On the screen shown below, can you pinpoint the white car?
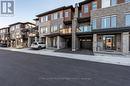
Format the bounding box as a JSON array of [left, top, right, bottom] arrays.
[[31, 42, 46, 49]]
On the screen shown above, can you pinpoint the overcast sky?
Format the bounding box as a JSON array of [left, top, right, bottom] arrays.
[[0, 0, 84, 28]]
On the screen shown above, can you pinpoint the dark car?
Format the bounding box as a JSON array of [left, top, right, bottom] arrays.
[[0, 43, 8, 47]]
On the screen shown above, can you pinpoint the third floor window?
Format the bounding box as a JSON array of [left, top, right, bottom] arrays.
[[84, 4, 88, 13], [102, 0, 117, 8], [92, 1, 97, 10], [125, 0, 130, 3]]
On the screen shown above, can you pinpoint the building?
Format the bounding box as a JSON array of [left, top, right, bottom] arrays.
[[0, 27, 10, 46], [36, 6, 74, 49], [9, 22, 35, 48], [27, 18, 39, 47], [72, 0, 95, 51], [91, 0, 130, 54]]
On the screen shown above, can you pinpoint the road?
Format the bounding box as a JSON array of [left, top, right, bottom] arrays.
[[0, 49, 130, 86]]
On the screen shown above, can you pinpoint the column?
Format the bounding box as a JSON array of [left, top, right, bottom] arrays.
[[72, 3, 79, 51], [121, 32, 129, 54], [46, 37, 51, 48], [28, 37, 31, 47], [93, 34, 97, 52]]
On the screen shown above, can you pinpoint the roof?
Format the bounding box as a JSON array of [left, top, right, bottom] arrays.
[[9, 22, 35, 26], [79, 0, 94, 5], [0, 27, 9, 30], [33, 18, 39, 21], [36, 5, 73, 17]]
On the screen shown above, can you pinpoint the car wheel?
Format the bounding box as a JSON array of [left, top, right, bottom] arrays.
[[38, 46, 42, 50]]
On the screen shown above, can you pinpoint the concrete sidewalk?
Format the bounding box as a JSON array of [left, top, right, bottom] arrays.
[[0, 47, 130, 66]]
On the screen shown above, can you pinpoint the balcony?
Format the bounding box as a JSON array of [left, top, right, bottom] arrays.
[[60, 28, 72, 35], [77, 26, 92, 33]]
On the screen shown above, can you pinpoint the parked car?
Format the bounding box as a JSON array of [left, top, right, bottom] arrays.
[[0, 43, 7, 47], [30, 42, 46, 49]]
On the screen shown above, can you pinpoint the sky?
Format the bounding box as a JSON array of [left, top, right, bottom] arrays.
[[0, 0, 84, 28]]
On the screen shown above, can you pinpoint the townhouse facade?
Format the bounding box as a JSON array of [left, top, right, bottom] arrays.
[[0, 27, 10, 46], [9, 22, 35, 48], [0, 0, 130, 54], [91, 0, 130, 54], [35, 0, 130, 54], [36, 6, 74, 49]]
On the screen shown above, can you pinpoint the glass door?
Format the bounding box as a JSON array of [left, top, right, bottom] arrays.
[[103, 35, 116, 50]]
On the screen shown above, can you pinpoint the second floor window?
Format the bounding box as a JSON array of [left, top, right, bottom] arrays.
[[92, 19, 97, 29], [40, 27, 47, 33], [125, 13, 130, 26], [101, 15, 117, 28], [84, 4, 88, 13], [51, 25, 58, 32], [65, 12, 69, 17], [101, 16, 111, 28]]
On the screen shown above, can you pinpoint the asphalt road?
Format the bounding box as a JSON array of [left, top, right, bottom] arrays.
[[0, 49, 130, 86]]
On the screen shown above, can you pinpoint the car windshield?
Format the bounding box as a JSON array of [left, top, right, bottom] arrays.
[[32, 43, 37, 45], [38, 42, 44, 44]]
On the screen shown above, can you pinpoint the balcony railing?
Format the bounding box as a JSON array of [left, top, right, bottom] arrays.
[[77, 26, 92, 33], [60, 28, 72, 34]]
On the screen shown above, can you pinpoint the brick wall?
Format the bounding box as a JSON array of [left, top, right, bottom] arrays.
[[91, 2, 130, 29]]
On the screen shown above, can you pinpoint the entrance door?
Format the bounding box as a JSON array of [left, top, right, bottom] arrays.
[[103, 35, 116, 50], [65, 38, 72, 48]]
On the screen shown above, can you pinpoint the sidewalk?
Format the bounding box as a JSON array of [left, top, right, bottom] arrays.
[[0, 47, 130, 66]]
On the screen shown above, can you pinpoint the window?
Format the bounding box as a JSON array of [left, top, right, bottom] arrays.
[[40, 27, 47, 33], [101, 16, 110, 28], [102, 0, 110, 8], [59, 24, 63, 29], [92, 1, 97, 10], [101, 15, 117, 28], [125, 13, 130, 26], [51, 14, 54, 20], [51, 25, 58, 32], [92, 19, 97, 29], [111, 15, 117, 27], [44, 16, 48, 21], [65, 12, 69, 17], [111, 0, 117, 6], [125, 0, 130, 3], [40, 17, 44, 22], [16, 25, 20, 29], [84, 4, 88, 13], [102, 0, 117, 8], [59, 12, 63, 18], [54, 13, 58, 20]]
